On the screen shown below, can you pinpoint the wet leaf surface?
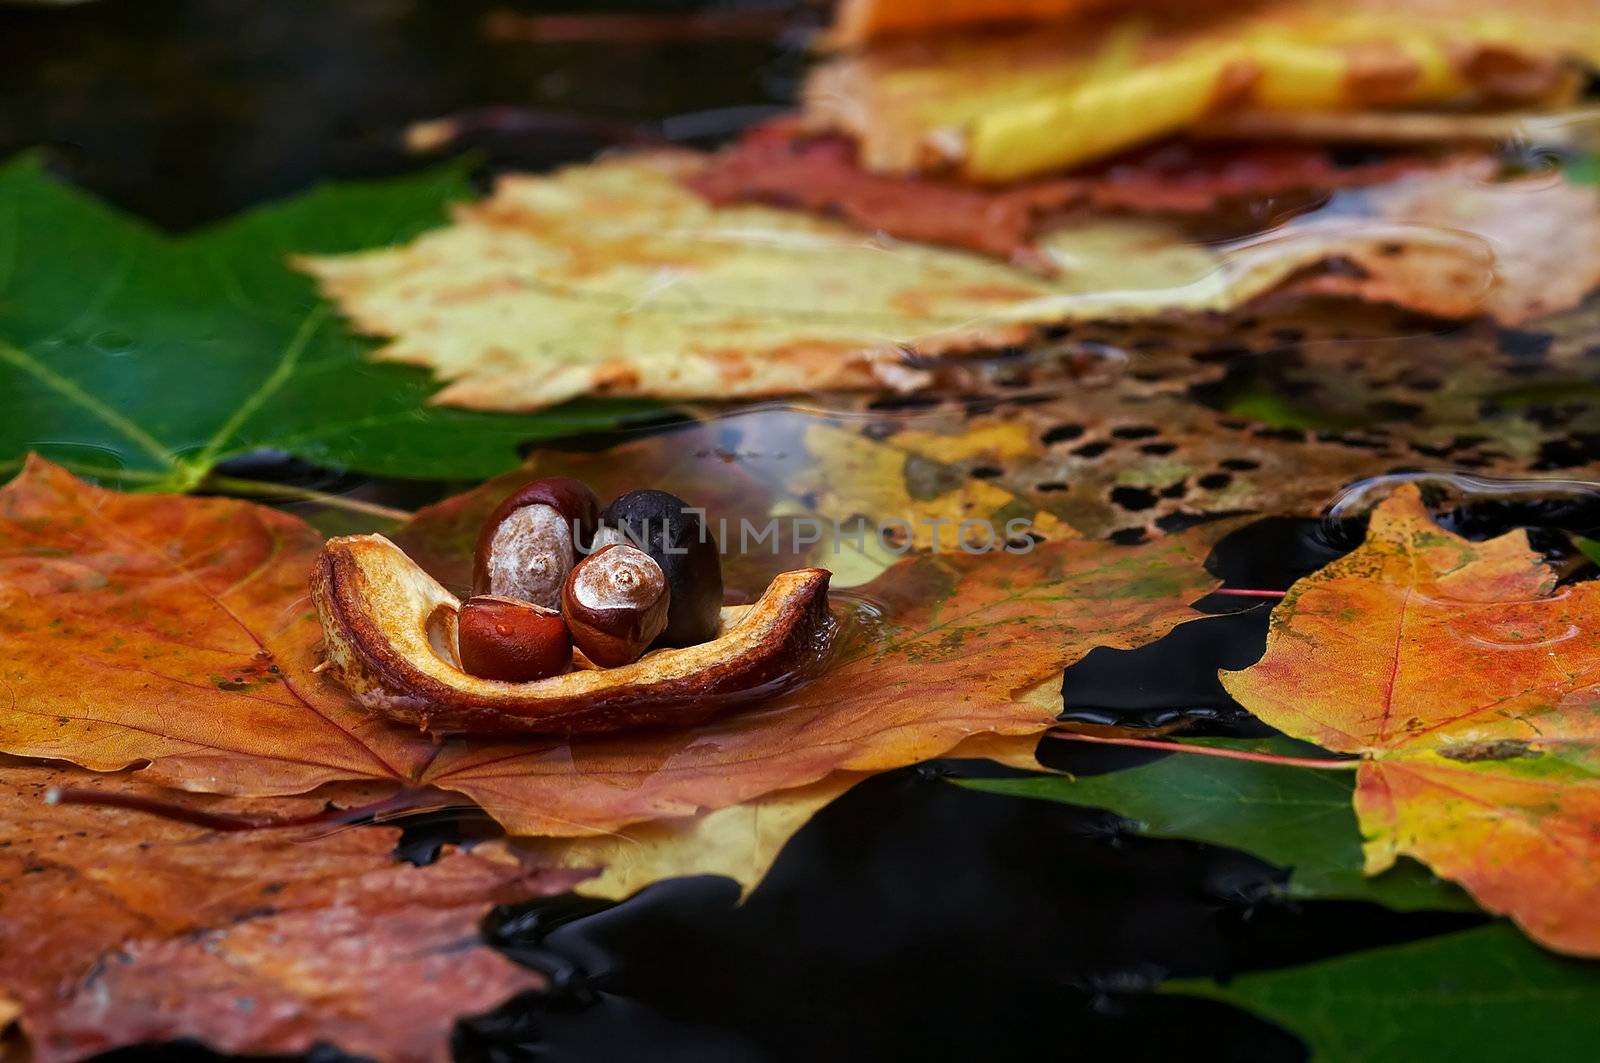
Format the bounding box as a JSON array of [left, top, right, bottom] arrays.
[[0, 758, 583, 1063], [1224, 485, 1600, 956], [0, 457, 1218, 837]]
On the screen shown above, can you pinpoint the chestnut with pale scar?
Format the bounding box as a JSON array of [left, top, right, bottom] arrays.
[[473, 476, 600, 609], [563, 545, 671, 668]]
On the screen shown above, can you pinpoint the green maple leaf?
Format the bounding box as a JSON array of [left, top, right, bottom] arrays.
[[0, 153, 649, 493], [1169, 924, 1600, 1061]]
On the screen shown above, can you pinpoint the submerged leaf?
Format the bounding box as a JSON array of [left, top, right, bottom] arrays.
[[523, 770, 868, 900], [1223, 485, 1600, 956]]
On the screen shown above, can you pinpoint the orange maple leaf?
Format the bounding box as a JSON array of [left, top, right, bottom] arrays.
[[0, 457, 1219, 835], [1223, 484, 1600, 956]]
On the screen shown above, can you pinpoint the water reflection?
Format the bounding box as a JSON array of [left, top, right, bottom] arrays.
[[1325, 471, 1600, 525]]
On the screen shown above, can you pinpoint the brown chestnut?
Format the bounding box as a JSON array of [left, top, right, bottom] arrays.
[[457, 595, 572, 682], [473, 477, 600, 609], [561, 544, 670, 667]]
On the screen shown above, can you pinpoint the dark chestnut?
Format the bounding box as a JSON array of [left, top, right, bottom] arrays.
[[598, 489, 723, 647], [562, 544, 671, 667], [457, 595, 572, 682], [473, 477, 600, 609]]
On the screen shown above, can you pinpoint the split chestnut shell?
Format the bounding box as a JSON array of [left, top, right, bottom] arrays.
[[311, 534, 832, 735]]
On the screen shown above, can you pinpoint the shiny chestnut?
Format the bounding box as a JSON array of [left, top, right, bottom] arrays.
[[561, 544, 670, 667], [473, 477, 600, 609], [457, 595, 572, 682]]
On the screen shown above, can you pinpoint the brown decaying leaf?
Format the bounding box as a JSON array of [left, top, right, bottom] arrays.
[[1223, 486, 1600, 957], [823, 294, 1600, 542], [0, 758, 584, 1063], [687, 124, 1434, 267], [0, 457, 1217, 836]]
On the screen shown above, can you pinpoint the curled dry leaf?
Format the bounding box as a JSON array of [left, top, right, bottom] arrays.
[[0, 759, 585, 1063], [1222, 485, 1600, 957], [0, 457, 1218, 835]]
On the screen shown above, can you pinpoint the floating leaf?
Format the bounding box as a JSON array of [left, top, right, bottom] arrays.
[[1222, 485, 1600, 956], [1170, 924, 1600, 1060], [0, 759, 583, 1063], [963, 736, 1470, 910], [0, 458, 1219, 835], [298, 153, 1403, 413], [0, 154, 639, 491]]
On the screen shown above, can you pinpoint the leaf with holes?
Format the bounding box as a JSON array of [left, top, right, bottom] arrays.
[[0, 457, 1222, 836], [0, 758, 584, 1063], [1222, 485, 1600, 956], [0, 153, 642, 492]]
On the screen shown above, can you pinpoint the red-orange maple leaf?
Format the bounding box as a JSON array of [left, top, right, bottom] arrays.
[[1223, 485, 1600, 956], [0, 457, 1219, 834]]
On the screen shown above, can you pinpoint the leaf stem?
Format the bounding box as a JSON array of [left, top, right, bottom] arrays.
[[1047, 729, 1359, 770], [44, 786, 443, 831], [200, 474, 414, 522]]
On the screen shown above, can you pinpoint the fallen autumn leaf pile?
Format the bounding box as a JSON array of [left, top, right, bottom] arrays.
[[9, 0, 1600, 1058]]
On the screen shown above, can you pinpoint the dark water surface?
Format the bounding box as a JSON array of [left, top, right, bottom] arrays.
[[5, 3, 1589, 1061]]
